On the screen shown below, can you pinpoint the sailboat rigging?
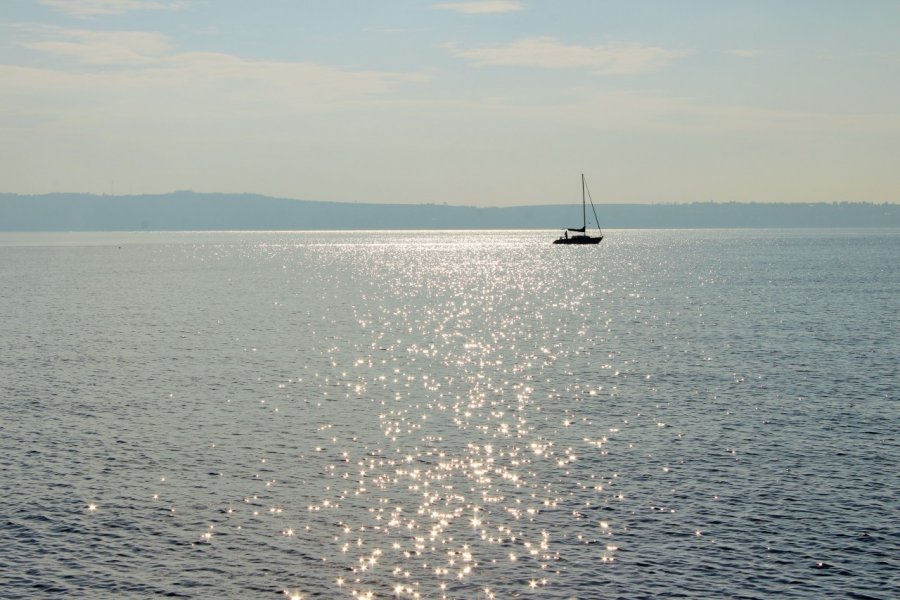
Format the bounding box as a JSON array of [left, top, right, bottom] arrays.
[[553, 174, 603, 245]]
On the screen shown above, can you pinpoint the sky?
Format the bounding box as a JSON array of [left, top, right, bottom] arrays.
[[2, 0, 899, 206]]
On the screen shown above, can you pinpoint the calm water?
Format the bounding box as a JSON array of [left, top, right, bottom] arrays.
[[1, 229, 897, 599]]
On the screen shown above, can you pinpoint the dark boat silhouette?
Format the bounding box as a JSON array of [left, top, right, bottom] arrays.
[[554, 174, 603, 245]]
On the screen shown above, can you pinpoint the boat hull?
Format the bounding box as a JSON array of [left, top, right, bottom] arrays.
[[553, 235, 603, 245]]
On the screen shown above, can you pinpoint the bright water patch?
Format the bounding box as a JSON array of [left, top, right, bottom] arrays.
[[0, 230, 897, 598]]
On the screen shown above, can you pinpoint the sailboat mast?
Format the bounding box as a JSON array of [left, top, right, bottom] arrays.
[[581, 173, 586, 231]]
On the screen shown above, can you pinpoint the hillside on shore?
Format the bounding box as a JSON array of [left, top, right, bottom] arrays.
[[1, 192, 897, 231]]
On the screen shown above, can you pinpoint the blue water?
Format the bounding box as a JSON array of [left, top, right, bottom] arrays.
[[1, 229, 897, 599]]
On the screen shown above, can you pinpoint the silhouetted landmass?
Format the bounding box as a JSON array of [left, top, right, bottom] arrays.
[[1, 192, 898, 231]]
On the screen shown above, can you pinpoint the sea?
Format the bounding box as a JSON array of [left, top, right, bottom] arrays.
[[1, 229, 897, 599]]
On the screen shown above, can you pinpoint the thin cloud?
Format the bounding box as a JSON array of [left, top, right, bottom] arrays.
[[23, 29, 171, 64], [433, 1, 524, 15], [448, 36, 686, 74], [38, 0, 188, 18], [4, 29, 428, 125], [472, 90, 900, 136]]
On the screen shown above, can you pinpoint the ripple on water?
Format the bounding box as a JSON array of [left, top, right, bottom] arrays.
[[0, 230, 897, 599]]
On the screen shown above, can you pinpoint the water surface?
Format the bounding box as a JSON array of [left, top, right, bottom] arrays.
[[1, 229, 897, 599]]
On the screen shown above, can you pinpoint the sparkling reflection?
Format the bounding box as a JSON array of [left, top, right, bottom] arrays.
[[222, 233, 645, 597]]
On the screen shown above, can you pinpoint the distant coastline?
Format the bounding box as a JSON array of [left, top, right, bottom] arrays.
[[1, 191, 898, 231]]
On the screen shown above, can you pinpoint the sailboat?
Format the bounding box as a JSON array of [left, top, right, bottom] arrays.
[[554, 174, 603, 244]]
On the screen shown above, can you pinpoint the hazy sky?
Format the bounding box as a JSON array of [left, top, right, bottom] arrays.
[[2, 1, 899, 205]]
